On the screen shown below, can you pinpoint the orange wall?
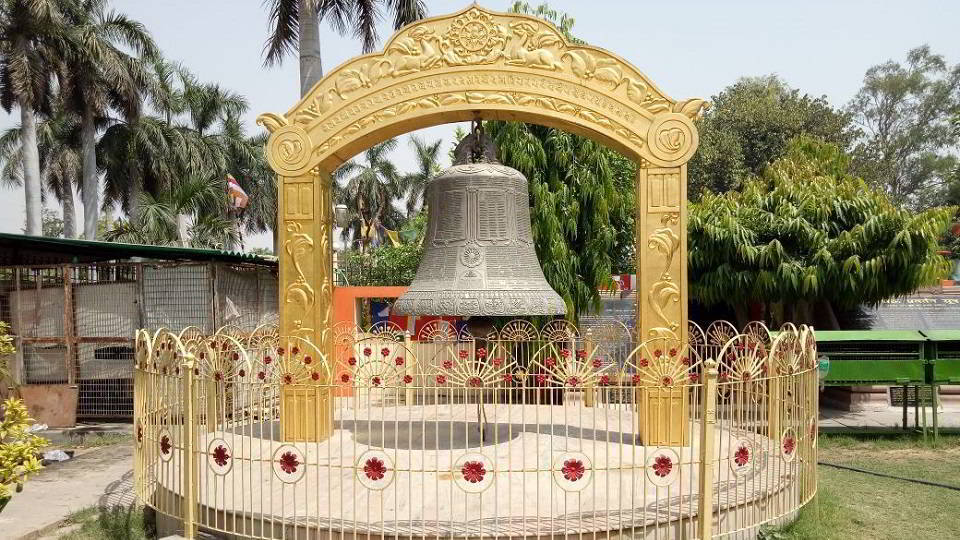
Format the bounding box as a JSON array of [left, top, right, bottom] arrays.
[[332, 285, 408, 328], [331, 286, 407, 397]]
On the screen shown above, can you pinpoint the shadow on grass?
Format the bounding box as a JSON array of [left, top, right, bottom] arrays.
[[758, 489, 843, 540], [59, 504, 152, 540], [760, 431, 960, 539], [819, 431, 960, 451]]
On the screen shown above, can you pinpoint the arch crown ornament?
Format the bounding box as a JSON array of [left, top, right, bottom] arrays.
[[258, 5, 707, 174]]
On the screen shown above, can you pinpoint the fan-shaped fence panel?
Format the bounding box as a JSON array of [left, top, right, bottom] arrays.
[[135, 321, 818, 540], [368, 320, 406, 341]]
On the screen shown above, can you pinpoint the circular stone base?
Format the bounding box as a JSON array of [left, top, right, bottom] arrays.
[[150, 402, 796, 538]]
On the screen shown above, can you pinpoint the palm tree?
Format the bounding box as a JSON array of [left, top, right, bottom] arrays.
[[0, 0, 72, 236], [96, 59, 273, 249], [57, 0, 157, 239], [147, 58, 188, 127], [401, 134, 441, 216], [104, 174, 232, 248], [218, 120, 277, 249], [334, 137, 405, 250], [179, 82, 257, 249], [0, 111, 82, 238], [264, 0, 427, 95], [98, 57, 193, 221], [98, 113, 186, 221]]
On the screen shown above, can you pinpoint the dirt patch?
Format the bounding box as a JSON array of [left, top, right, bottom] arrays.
[[829, 444, 960, 461]]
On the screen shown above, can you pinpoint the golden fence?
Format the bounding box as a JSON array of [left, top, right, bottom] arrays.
[[133, 320, 818, 539]]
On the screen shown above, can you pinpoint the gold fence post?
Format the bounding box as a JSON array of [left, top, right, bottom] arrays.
[[768, 352, 781, 439], [182, 354, 197, 539], [584, 339, 596, 407], [404, 332, 414, 405], [698, 359, 719, 539]]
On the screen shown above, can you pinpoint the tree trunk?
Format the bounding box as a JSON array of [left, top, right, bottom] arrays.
[[733, 303, 749, 329], [20, 106, 42, 236], [817, 299, 841, 330], [176, 213, 190, 247], [62, 173, 76, 238], [224, 207, 237, 251], [770, 301, 785, 329], [81, 108, 99, 239], [298, 0, 323, 96], [795, 299, 814, 326], [127, 159, 141, 222]]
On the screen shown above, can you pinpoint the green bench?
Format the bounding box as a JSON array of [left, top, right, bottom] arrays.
[[922, 330, 960, 384], [815, 330, 942, 438], [815, 330, 926, 385]]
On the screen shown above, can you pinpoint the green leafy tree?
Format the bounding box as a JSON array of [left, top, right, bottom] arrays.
[[0, 110, 81, 237], [689, 75, 854, 197], [401, 134, 442, 217], [39, 208, 63, 237], [334, 138, 406, 251], [263, 0, 427, 96], [1, 323, 46, 513], [57, 0, 158, 239], [0, 0, 72, 236], [848, 46, 960, 208], [0, 321, 15, 384], [338, 243, 423, 286], [484, 120, 622, 319], [248, 246, 275, 257], [446, 126, 468, 165], [689, 136, 954, 328], [0, 397, 47, 513]]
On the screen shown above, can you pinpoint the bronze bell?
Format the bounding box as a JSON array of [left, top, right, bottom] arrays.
[[392, 132, 566, 317]]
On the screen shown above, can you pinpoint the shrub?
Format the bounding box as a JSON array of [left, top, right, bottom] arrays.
[[0, 397, 47, 512]]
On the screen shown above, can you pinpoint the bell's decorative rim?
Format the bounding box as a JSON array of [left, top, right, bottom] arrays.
[[393, 290, 566, 317]]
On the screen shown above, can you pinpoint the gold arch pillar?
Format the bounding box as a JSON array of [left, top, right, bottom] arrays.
[[258, 5, 706, 443]]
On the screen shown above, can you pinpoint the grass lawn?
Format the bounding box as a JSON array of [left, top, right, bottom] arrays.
[[70, 432, 133, 449], [768, 433, 960, 539], [57, 505, 147, 540]]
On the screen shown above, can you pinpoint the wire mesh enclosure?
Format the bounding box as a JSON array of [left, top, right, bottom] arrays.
[[0, 261, 277, 419], [134, 320, 818, 539]]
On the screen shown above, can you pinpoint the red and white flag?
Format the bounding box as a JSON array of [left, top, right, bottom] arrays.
[[226, 174, 249, 209]]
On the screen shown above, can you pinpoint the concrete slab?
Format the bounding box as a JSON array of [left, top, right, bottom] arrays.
[[820, 404, 960, 431]]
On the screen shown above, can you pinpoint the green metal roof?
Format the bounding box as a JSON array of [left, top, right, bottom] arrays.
[[814, 330, 926, 342], [0, 233, 276, 266], [920, 330, 960, 342]]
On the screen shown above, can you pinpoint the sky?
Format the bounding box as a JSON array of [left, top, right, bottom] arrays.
[[1, 0, 958, 250]]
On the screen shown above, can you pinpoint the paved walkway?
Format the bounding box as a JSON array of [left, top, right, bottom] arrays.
[[821, 404, 960, 431], [0, 444, 134, 540]]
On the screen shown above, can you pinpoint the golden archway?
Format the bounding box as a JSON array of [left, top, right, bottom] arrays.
[[259, 5, 706, 440]]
